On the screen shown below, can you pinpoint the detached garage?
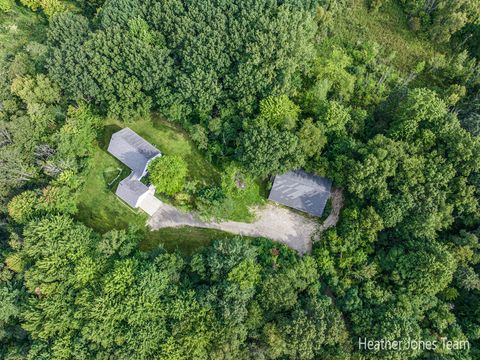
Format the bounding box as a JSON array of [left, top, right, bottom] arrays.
[[268, 169, 332, 217]]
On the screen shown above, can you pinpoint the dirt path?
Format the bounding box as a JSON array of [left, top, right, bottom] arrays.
[[147, 203, 317, 254], [318, 187, 344, 233]]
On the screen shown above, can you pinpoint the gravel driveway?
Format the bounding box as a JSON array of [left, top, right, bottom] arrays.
[[147, 202, 317, 254]]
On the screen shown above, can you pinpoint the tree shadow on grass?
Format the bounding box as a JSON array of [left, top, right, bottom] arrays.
[[99, 124, 123, 150]]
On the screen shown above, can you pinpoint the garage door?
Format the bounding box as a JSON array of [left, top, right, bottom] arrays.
[[138, 194, 163, 216]]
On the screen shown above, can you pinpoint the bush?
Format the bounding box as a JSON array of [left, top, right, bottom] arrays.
[[408, 16, 421, 32], [148, 155, 188, 196], [196, 185, 225, 208], [368, 0, 386, 12], [194, 185, 226, 220]]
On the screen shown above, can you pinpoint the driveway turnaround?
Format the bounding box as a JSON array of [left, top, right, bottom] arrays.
[[147, 203, 317, 254]]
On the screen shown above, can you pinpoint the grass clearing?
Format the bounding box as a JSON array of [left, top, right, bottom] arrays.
[[0, 5, 46, 59], [76, 114, 227, 254], [216, 179, 268, 222], [140, 227, 238, 255], [103, 114, 220, 184], [330, 0, 443, 74]]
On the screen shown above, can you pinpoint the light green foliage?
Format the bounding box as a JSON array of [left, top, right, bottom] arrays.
[[227, 258, 261, 290], [298, 118, 327, 158], [10, 74, 60, 106], [148, 155, 188, 196], [20, 0, 67, 17], [196, 165, 263, 222], [55, 105, 100, 161], [314, 46, 355, 101], [315, 84, 480, 359], [255, 95, 300, 131], [38, 185, 77, 215], [7, 191, 38, 223], [368, 0, 387, 12], [14, 217, 350, 359], [388, 88, 448, 140], [0, 0, 13, 12], [322, 101, 351, 134], [128, 17, 154, 45]]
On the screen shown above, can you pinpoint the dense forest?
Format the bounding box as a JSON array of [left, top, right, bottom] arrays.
[[1, 0, 480, 359]]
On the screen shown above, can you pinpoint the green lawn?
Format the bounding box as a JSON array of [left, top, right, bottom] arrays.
[[76, 115, 230, 254], [102, 114, 220, 183], [141, 227, 239, 255]]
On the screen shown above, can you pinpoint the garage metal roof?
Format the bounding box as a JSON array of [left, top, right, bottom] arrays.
[[268, 169, 332, 217]]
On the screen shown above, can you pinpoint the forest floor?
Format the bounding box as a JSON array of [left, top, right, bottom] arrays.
[[148, 202, 317, 254]]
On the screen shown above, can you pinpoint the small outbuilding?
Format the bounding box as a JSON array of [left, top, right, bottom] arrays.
[[107, 128, 163, 215], [268, 169, 332, 217]]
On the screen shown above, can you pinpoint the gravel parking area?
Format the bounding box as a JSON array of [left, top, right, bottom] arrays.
[[147, 203, 317, 254]]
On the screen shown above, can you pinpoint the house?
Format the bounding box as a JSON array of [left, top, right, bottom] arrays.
[[107, 128, 163, 215], [268, 169, 332, 217]]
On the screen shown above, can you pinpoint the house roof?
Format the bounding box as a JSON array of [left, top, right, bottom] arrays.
[[107, 128, 161, 178], [268, 169, 332, 217], [115, 174, 150, 208]]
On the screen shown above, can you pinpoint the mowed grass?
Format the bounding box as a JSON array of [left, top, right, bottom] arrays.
[[103, 114, 220, 183], [141, 227, 238, 255], [330, 0, 442, 74], [76, 115, 228, 254]]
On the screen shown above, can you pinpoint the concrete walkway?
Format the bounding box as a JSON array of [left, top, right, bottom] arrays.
[[147, 202, 317, 254]]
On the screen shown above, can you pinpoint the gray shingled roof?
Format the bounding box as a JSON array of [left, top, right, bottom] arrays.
[[115, 174, 149, 208], [107, 128, 161, 178], [268, 169, 332, 217]]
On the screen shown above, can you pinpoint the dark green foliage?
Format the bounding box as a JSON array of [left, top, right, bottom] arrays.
[[6, 216, 350, 358], [400, 0, 480, 44], [48, 11, 172, 119], [47, 12, 90, 99], [314, 85, 480, 359], [3, 0, 480, 358], [47, 0, 317, 153], [239, 126, 305, 178]]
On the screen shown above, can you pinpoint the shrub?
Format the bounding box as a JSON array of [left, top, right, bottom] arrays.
[[148, 155, 188, 196]]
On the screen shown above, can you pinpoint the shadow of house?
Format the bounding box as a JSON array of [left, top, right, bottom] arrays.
[[268, 169, 332, 217], [107, 128, 163, 215]]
